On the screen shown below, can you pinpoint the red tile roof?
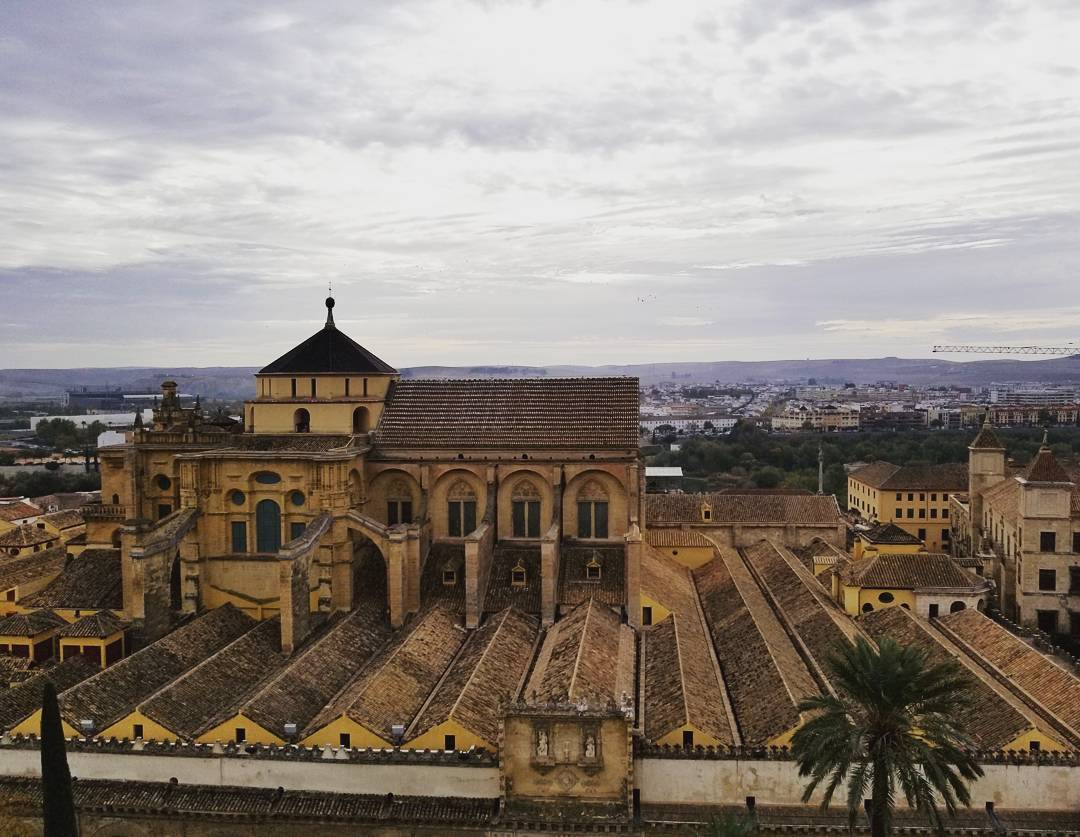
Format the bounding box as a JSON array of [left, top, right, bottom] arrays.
[[841, 553, 988, 590], [1022, 447, 1072, 484], [376, 378, 639, 449], [646, 493, 841, 526], [849, 461, 968, 491]]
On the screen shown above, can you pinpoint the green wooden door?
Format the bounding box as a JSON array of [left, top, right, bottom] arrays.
[[256, 499, 281, 553]]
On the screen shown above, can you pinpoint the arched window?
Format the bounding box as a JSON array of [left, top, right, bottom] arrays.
[[352, 407, 370, 434], [701, 502, 712, 523], [950, 600, 966, 613], [511, 480, 541, 538], [111, 493, 120, 505], [293, 408, 310, 433], [862, 603, 874, 613], [386, 477, 413, 525], [576, 480, 609, 539], [447, 480, 477, 537], [256, 499, 282, 553]]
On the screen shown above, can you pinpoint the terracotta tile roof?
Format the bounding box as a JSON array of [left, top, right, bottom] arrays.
[[841, 553, 988, 591], [743, 541, 862, 678], [849, 461, 968, 491], [0, 501, 40, 523], [525, 598, 634, 708], [409, 607, 540, 746], [258, 316, 397, 375], [558, 544, 625, 608], [306, 605, 465, 741], [241, 601, 391, 738], [140, 618, 287, 739], [20, 549, 122, 610], [0, 523, 56, 549], [938, 609, 1080, 742], [60, 604, 257, 732], [640, 550, 734, 745], [40, 509, 85, 530], [860, 522, 923, 545], [644, 529, 715, 549], [0, 654, 34, 686], [30, 492, 97, 512], [981, 477, 1021, 526], [482, 545, 541, 615], [421, 543, 467, 612], [859, 607, 1045, 750], [0, 546, 66, 592], [692, 548, 818, 745], [0, 609, 65, 637], [0, 655, 99, 731], [1021, 446, 1073, 484], [970, 423, 1005, 450], [57, 611, 129, 639], [376, 378, 640, 449], [645, 493, 842, 526]]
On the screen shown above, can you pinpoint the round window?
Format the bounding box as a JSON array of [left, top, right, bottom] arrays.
[[155, 474, 171, 491], [231, 490, 246, 506], [290, 490, 305, 507], [878, 591, 895, 604], [862, 603, 874, 613]]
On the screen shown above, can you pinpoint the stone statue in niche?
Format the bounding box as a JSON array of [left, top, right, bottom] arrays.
[[584, 734, 596, 759], [536, 728, 549, 758]]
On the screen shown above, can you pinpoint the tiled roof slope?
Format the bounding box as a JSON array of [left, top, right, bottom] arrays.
[[376, 378, 639, 449], [421, 543, 467, 612], [525, 598, 634, 708], [60, 604, 257, 732], [645, 529, 715, 549], [742, 541, 861, 679], [841, 553, 987, 590], [970, 422, 1005, 450], [859, 607, 1045, 750], [559, 544, 625, 608], [692, 548, 818, 744], [0, 609, 65, 636], [0, 501, 40, 523], [57, 611, 128, 638], [139, 618, 287, 740], [41, 509, 85, 530], [640, 550, 734, 745], [306, 605, 464, 740], [258, 318, 397, 375], [860, 522, 923, 545], [1022, 447, 1073, 484], [849, 461, 968, 491], [410, 607, 539, 746], [0, 523, 55, 548], [241, 602, 390, 738], [483, 545, 541, 614], [0, 655, 99, 731], [21, 549, 122, 610], [0, 546, 66, 592], [938, 609, 1080, 742], [646, 493, 842, 526], [981, 478, 1020, 526]]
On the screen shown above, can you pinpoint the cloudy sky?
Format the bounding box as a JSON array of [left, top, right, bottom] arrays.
[[2, 0, 1078, 368]]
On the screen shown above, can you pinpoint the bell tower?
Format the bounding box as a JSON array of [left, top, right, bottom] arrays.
[[968, 419, 1006, 548]]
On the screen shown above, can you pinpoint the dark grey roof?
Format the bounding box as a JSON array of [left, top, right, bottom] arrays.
[[21, 549, 122, 611], [258, 300, 397, 375]]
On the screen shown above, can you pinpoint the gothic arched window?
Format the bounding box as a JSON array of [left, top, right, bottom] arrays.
[[447, 479, 477, 537], [576, 480, 609, 539], [386, 477, 413, 525], [511, 479, 541, 538]]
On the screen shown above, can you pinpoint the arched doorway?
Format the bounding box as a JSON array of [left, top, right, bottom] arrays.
[[169, 551, 182, 611], [256, 499, 281, 553], [293, 408, 310, 433], [352, 406, 370, 434], [950, 600, 966, 613], [351, 532, 388, 622]]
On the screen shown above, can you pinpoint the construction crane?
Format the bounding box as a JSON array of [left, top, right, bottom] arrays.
[[932, 345, 1078, 356]]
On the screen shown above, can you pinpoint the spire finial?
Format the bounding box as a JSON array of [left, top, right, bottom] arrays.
[[325, 290, 336, 328], [1041, 428, 1049, 448]]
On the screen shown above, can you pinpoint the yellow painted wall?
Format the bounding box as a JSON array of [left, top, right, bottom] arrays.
[[562, 468, 630, 541], [1003, 727, 1068, 753], [406, 718, 491, 752], [248, 374, 394, 435], [99, 710, 182, 742], [301, 715, 392, 749], [656, 723, 724, 748], [495, 468, 555, 542], [640, 593, 672, 627], [767, 721, 802, 748], [10, 710, 82, 738], [197, 713, 284, 746], [841, 585, 916, 616], [652, 545, 714, 569]]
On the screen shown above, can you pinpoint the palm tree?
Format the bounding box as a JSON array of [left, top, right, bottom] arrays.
[[791, 636, 983, 837]]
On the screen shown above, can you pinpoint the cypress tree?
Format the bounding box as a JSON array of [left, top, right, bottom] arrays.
[[40, 680, 78, 836]]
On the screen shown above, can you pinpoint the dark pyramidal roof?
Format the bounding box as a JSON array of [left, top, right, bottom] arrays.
[[970, 421, 1005, 451], [259, 297, 397, 376]]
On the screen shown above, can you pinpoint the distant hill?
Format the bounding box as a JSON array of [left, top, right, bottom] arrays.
[[2, 356, 1078, 400]]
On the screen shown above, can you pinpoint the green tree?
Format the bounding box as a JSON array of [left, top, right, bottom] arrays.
[[791, 637, 982, 837], [751, 466, 783, 488], [40, 680, 78, 836], [696, 809, 757, 837]]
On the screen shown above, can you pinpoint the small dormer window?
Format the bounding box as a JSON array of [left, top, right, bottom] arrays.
[[701, 503, 712, 522], [586, 558, 602, 581], [511, 563, 527, 587], [442, 569, 457, 586]]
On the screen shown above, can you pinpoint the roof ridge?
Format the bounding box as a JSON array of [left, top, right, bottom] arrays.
[[566, 598, 595, 702]]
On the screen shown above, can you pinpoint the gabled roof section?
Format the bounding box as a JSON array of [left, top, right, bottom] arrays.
[[0, 655, 99, 732], [258, 298, 397, 375], [57, 611, 129, 639], [860, 522, 922, 546], [1021, 446, 1073, 484], [970, 421, 1005, 451], [0, 547, 66, 592], [0, 523, 55, 548], [21, 549, 122, 611], [841, 553, 988, 591], [376, 378, 640, 449], [0, 609, 65, 637], [646, 493, 842, 526]]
